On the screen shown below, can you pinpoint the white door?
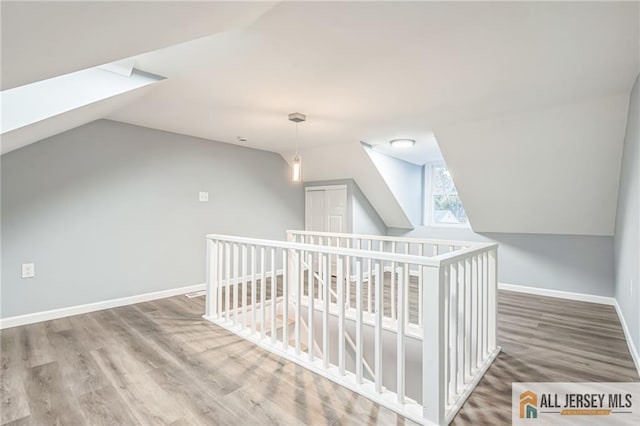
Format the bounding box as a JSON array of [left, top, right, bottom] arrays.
[[305, 186, 347, 234], [326, 188, 347, 234], [305, 190, 326, 232], [305, 186, 348, 277]]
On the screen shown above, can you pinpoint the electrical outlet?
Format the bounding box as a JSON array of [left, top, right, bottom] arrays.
[[21, 263, 35, 278], [199, 191, 209, 202]]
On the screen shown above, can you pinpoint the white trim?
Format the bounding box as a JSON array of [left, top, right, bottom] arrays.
[[304, 184, 348, 192], [481, 283, 640, 378], [498, 282, 615, 305], [614, 301, 640, 378], [0, 283, 206, 330], [497, 282, 639, 377]]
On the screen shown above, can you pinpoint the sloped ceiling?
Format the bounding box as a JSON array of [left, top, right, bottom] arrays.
[[1, 84, 159, 155], [110, 1, 637, 153], [435, 94, 630, 235], [0, 1, 278, 89], [2, 1, 638, 236]]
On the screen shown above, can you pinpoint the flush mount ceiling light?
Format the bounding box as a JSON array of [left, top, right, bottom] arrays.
[[389, 138, 416, 149], [289, 112, 306, 183]]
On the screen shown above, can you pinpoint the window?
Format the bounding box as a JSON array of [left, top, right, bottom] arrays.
[[426, 164, 468, 226]]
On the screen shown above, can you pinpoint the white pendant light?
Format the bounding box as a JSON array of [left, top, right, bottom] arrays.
[[289, 112, 306, 183], [292, 156, 302, 183]]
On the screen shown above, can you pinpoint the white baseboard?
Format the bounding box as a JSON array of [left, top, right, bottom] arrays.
[[498, 282, 615, 306], [498, 282, 639, 378], [0, 283, 206, 330], [614, 301, 640, 378]]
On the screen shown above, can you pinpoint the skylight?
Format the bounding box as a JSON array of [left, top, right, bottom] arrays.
[[0, 61, 163, 135]]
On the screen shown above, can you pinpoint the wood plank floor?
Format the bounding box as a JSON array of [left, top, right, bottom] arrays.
[[0, 295, 412, 426], [451, 291, 639, 425], [1, 290, 637, 425]]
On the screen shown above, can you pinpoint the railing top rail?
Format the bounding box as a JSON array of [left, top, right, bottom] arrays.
[[286, 229, 487, 248], [207, 233, 442, 267], [433, 243, 498, 265]]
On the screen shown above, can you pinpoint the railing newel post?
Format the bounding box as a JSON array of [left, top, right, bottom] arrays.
[[206, 238, 218, 318], [488, 247, 498, 351], [422, 264, 446, 425]]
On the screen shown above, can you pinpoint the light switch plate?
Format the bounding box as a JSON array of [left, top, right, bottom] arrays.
[[199, 192, 209, 202], [22, 263, 35, 278]]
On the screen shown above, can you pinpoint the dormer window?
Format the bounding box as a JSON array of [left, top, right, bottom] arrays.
[[426, 163, 469, 227]]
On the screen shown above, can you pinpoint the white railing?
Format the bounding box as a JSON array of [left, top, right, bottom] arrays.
[[203, 231, 499, 425], [287, 230, 485, 330]]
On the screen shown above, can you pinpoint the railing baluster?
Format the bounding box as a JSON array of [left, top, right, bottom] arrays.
[[271, 247, 277, 344], [319, 239, 323, 305], [242, 244, 247, 329], [418, 243, 424, 327], [471, 254, 478, 371], [225, 242, 231, 322], [374, 261, 383, 394], [282, 248, 289, 349], [295, 249, 302, 355], [464, 257, 472, 381], [449, 262, 458, 401], [397, 263, 406, 403], [251, 245, 257, 335], [355, 259, 363, 384], [337, 256, 345, 376], [391, 241, 396, 320], [479, 252, 484, 359], [260, 246, 266, 338], [483, 251, 489, 357], [345, 238, 351, 310], [404, 261, 410, 330], [322, 254, 329, 368], [308, 252, 314, 361], [457, 260, 465, 391], [217, 241, 223, 319], [233, 243, 239, 325], [367, 240, 372, 314], [443, 265, 450, 407]]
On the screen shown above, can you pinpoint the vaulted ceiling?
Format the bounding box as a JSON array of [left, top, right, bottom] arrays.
[[2, 1, 638, 236]]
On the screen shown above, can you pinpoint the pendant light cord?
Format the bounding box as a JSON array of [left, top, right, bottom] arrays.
[[295, 122, 299, 157]]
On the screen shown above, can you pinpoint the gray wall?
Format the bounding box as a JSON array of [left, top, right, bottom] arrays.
[[388, 226, 615, 297], [614, 74, 640, 356], [1, 120, 304, 318]]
